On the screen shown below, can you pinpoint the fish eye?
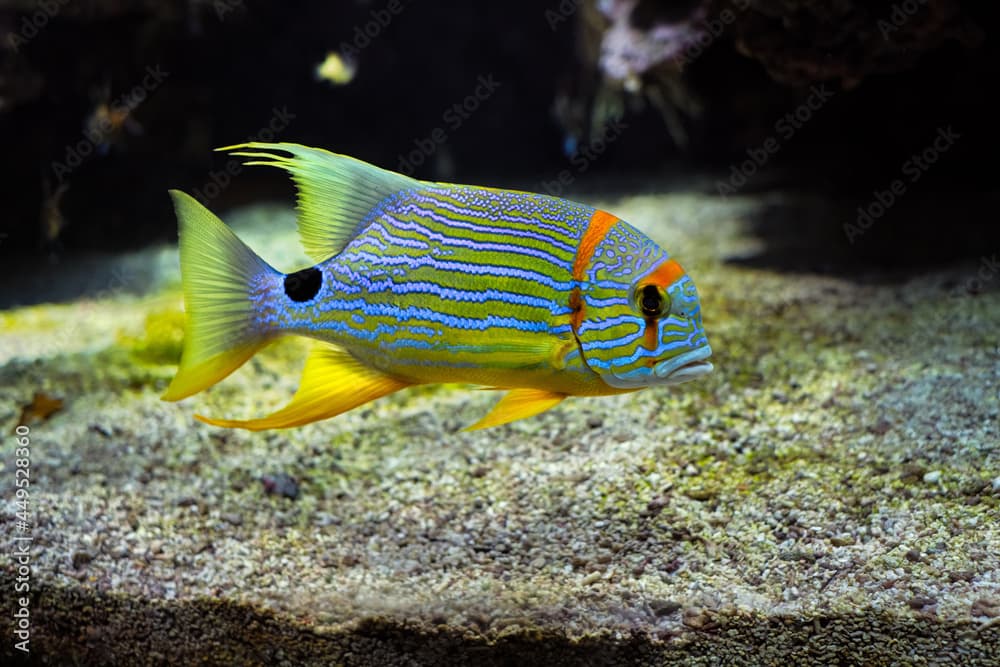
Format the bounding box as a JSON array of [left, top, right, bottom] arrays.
[[636, 284, 669, 318]]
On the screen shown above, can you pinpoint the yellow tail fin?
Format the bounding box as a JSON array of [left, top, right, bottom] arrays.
[[161, 190, 278, 401]]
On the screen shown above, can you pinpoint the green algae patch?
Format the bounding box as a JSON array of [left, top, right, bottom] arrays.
[[118, 308, 186, 366]]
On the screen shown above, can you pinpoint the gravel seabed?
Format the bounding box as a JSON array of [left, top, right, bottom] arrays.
[[1, 191, 998, 665]]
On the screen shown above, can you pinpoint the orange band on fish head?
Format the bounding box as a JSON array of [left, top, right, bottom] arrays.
[[644, 259, 686, 288], [639, 260, 686, 352], [568, 210, 619, 335], [643, 320, 660, 351], [572, 210, 620, 282]]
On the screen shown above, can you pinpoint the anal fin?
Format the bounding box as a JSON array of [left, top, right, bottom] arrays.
[[196, 345, 409, 430], [465, 388, 567, 431]]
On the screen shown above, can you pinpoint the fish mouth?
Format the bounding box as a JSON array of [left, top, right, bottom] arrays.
[[604, 344, 713, 389], [652, 345, 713, 385]]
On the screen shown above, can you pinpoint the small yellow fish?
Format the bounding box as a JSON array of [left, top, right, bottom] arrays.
[[83, 100, 142, 154], [163, 143, 713, 430], [314, 52, 356, 86]]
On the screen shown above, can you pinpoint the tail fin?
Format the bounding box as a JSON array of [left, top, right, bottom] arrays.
[[162, 190, 278, 401]]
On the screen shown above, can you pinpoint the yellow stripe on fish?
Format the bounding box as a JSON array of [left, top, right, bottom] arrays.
[[162, 143, 713, 430]]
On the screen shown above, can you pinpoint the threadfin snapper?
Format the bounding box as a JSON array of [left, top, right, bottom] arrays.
[[162, 143, 713, 430]]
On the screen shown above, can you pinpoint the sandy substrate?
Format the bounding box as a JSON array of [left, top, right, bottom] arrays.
[[2, 191, 998, 665]]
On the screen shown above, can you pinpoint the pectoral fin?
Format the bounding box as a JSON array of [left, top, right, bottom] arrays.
[[465, 388, 567, 431], [196, 345, 409, 430]]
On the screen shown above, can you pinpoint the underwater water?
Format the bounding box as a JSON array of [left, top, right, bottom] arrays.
[[1, 1, 998, 665]]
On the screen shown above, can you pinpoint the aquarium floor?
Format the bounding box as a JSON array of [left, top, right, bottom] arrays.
[[2, 190, 998, 666]]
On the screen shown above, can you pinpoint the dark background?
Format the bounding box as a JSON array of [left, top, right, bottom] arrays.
[[0, 0, 996, 276]]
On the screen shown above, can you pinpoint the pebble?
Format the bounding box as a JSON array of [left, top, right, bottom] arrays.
[[71, 551, 93, 569], [222, 513, 243, 526], [650, 599, 681, 617], [684, 487, 716, 501], [261, 473, 300, 500], [907, 596, 937, 610], [682, 607, 712, 629], [970, 598, 1000, 618], [922, 470, 941, 484]]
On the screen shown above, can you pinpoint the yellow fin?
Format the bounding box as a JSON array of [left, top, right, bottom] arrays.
[[465, 388, 567, 431], [219, 143, 419, 262], [161, 190, 278, 401], [196, 345, 409, 430], [163, 343, 264, 402]]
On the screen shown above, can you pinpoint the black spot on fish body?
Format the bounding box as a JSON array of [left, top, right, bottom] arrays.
[[284, 267, 322, 302]]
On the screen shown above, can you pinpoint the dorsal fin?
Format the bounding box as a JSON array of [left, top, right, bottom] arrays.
[[221, 142, 420, 261]]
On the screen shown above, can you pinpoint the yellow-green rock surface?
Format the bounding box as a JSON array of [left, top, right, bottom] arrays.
[[2, 192, 998, 665]]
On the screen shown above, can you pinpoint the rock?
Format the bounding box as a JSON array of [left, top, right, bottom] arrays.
[[260, 473, 300, 500], [971, 599, 1000, 619], [1, 191, 998, 664], [70, 551, 92, 569]]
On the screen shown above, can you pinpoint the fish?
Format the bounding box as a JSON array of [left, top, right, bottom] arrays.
[[83, 94, 143, 156], [314, 51, 357, 86], [162, 142, 713, 430], [40, 178, 70, 251]]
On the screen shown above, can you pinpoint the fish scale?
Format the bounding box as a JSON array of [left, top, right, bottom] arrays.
[[161, 142, 713, 430], [310, 188, 593, 387]]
